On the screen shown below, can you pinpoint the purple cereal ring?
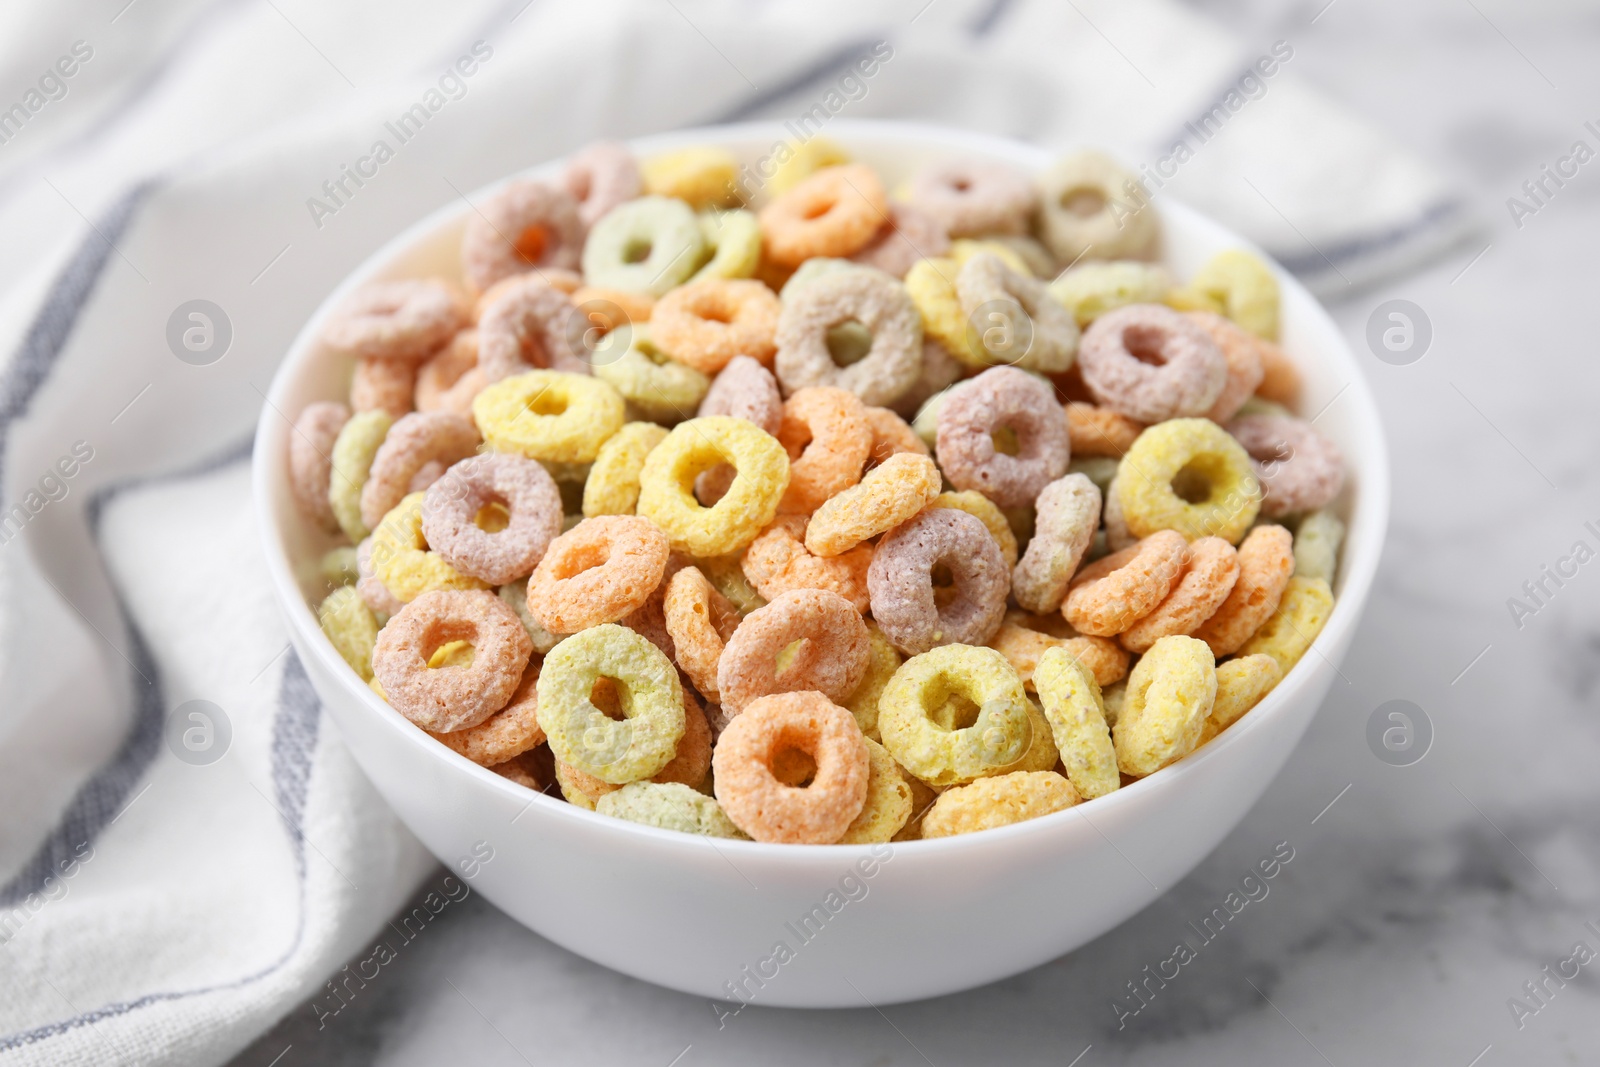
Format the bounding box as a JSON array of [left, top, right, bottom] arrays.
[[695, 354, 784, 504], [289, 401, 348, 531], [849, 202, 951, 278], [356, 536, 405, 616], [716, 588, 870, 714], [563, 140, 643, 230], [321, 279, 465, 361], [956, 252, 1079, 374], [1225, 413, 1346, 518], [935, 367, 1071, 508], [901, 159, 1037, 237], [371, 589, 533, 732], [461, 179, 584, 294], [476, 276, 588, 381], [868, 507, 1009, 654], [774, 269, 924, 407], [421, 453, 563, 585], [1077, 304, 1228, 423], [1012, 473, 1101, 614], [359, 412, 481, 531]]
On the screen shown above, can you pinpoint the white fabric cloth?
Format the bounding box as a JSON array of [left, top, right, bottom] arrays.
[[0, 1, 1468, 1063]]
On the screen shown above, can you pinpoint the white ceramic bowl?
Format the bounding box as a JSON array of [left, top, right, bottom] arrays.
[[253, 120, 1388, 1008]]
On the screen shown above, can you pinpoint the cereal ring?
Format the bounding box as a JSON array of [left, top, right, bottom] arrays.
[[1171, 249, 1280, 340], [328, 411, 392, 541], [536, 624, 685, 783], [1112, 634, 1215, 777], [371, 589, 533, 732], [474, 271, 581, 323], [862, 406, 931, 468], [920, 771, 1079, 838], [1198, 653, 1281, 745], [1293, 508, 1344, 584], [697, 354, 783, 432], [592, 325, 711, 423], [956, 253, 1079, 374], [1035, 150, 1158, 263], [369, 493, 488, 601], [498, 576, 567, 654], [351, 357, 415, 420], [740, 515, 872, 613], [318, 586, 379, 681], [290, 401, 348, 531], [774, 269, 924, 406], [461, 180, 583, 294], [571, 287, 655, 338], [838, 737, 913, 843], [321, 279, 465, 361], [636, 416, 789, 556], [686, 209, 762, 283], [525, 515, 669, 633], [596, 781, 746, 838], [1253, 337, 1302, 407], [618, 550, 688, 661], [641, 146, 741, 209], [949, 238, 1034, 277], [420, 453, 563, 586], [777, 256, 871, 301], [994, 696, 1059, 775], [1119, 536, 1240, 653], [1115, 418, 1261, 544], [1238, 575, 1333, 678], [1048, 260, 1171, 326], [1068, 455, 1120, 500], [889, 337, 964, 420], [902, 158, 1036, 238], [842, 623, 901, 741], [904, 257, 985, 369], [1065, 402, 1143, 458], [1191, 523, 1294, 657], [1226, 413, 1345, 519], [987, 614, 1128, 690], [1186, 311, 1265, 423], [355, 536, 405, 616], [849, 201, 951, 278], [321, 546, 359, 588], [582, 421, 668, 517], [473, 370, 625, 464], [759, 164, 887, 267], [476, 277, 587, 381], [935, 367, 1071, 508], [927, 491, 1018, 570], [662, 565, 742, 703], [489, 749, 552, 792], [868, 507, 1009, 654], [557, 685, 712, 800], [712, 691, 869, 844], [715, 588, 870, 714], [805, 453, 940, 558], [415, 331, 486, 417], [358, 412, 481, 531], [582, 196, 706, 297], [649, 278, 781, 374], [1078, 304, 1228, 423], [877, 644, 1031, 787], [775, 387, 872, 515], [564, 140, 642, 229], [1013, 473, 1101, 614], [1062, 530, 1186, 637], [430, 659, 544, 765], [910, 384, 951, 450], [768, 136, 850, 195]]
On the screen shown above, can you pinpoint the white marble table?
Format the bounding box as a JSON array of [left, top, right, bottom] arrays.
[[231, 2, 1600, 1063]]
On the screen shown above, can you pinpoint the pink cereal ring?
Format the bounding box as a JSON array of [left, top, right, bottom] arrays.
[[430, 659, 545, 766], [356, 535, 405, 616], [321, 279, 465, 362], [351, 357, 416, 420], [1077, 304, 1228, 423], [1012, 472, 1101, 615], [867, 507, 1009, 655], [371, 589, 534, 732], [849, 201, 951, 278], [935, 367, 1072, 508], [524, 515, 670, 634], [415, 330, 486, 417], [1119, 536, 1241, 653], [1225, 413, 1346, 518], [563, 140, 642, 230], [1186, 311, 1265, 423], [289, 401, 348, 531], [421, 453, 563, 586], [461, 179, 584, 294], [773, 268, 925, 407], [476, 276, 588, 381], [902, 158, 1037, 237], [359, 412, 481, 531], [716, 588, 870, 714], [1062, 530, 1187, 637]]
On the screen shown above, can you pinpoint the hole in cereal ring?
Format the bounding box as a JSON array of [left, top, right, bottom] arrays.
[[930, 692, 982, 732], [590, 677, 627, 720], [771, 745, 817, 787], [474, 501, 512, 533], [951, 178, 972, 193], [1060, 186, 1106, 217], [801, 197, 836, 221], [514, 225, 549, 264], [622, 237, 653, 264], [825, 319, 874, 368], [427, 640, 476, 669], [524, 391, 568, 417], [1171, 460, 1215, 504], [991, 425, 1022, 456], [1124, 325, 1169, 367]]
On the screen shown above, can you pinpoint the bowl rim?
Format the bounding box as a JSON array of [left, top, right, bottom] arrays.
[[252, 117, 1391, 864]]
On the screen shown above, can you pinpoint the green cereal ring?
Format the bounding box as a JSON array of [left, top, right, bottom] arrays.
[[636, 416, 789, 557], [1239, 575, 1333, 680], [837, 737, 913, 844], [581, 196, 705, 297], [842, 622, 902, 741], [700, 551, 767, 614], [878, 644, 1032, 788], [1034, 646, 1119, 799], [595, 781, 748, 838], [1170, 250, 1280, 341], [536, 624, 686, 784], [473, 370, 625, 464], [911, 384, 955, 450], [583, 421, 669, 517], [687, 210, 761, 283], [1067, 455, 1120, 499], [318, 586, 379, 681], [593, 325, 711, 424], [1113, 635, 1216, 777], [1115, 418, 1260, 544], [497, 577, 566, 654], [320, 546, 359, 589], [328, 410, 392, 542], [1293, 508, 1345, 584], [1048, 261, 1172, 327]]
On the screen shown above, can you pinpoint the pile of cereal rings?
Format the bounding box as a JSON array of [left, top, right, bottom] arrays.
[[288, 137, 1346, 844]]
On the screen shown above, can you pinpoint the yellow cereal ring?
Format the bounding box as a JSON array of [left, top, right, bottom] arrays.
[[921, 771, 1080, 839], [1034, 646, 1118, 799], [687, 210, 762, 283], [1199, 653, 1281, 744], [1048, 260, 1172, 327], [473, 370, 625, 464], [905, 257, 986, 369], [582, 421, 669, 517], [318, 586, 379, 681], [555, 760, 598, 809], [999, 697, 1059, 774], [1168, 250, 1280, 341], [642, 146, 741, 209], [636, 416, 789, 556], [536, 624, 686, 784], [1293, 508, 1345, 584], [592, 326, 711, 424], [927, 490, 1019, 569], [595, 781, 748, 838], [841, 622, 901, 741], [878, 644, 1032, 788], [328, 410, 393, 542], [1113, 635, 1216, 777], [838, 737, 914, 844], [320, 546, 359, 588], [804, 453, 941, 558], [949, 238, 1033, 277], [768, 137, 850, 196], [1115, 418, 1260, 544], [369, 493, 487, 602], [1238, 575, 1334, 680]]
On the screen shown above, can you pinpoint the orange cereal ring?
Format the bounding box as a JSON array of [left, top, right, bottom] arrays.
[[476, 276, 587, 380], [804, 452, 941, 558], [1187, 311, 1265, 423], [1065, 401, 1143, 458], [1119, 536, 1241, 653], [289, 401, 348, 531], [371, 589, 533, 732], [415, 331, 486, 417], [740, 515, 872, 612], [351, 357, 416, 420], [571, 286, 654, 333], [460, 179, 584, 294], [776, 386, 872, 514], [648, 278, 780, 374], [524, 515, 669, 633], [712, 690, 870, 843], [429, 658, 544, 766], [987, 613, 1129, 690], [716, 588, 870, 714], [322, 279, 465, 361], [1062, 530, 1187, 637], [862, 405, 930, 467], [662, 565, 742, 703], [759, 164, 888, 268], [1253, 337, 1302, 407], [359, 412, 481, 531], [1192, 523, 1294, 657]]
